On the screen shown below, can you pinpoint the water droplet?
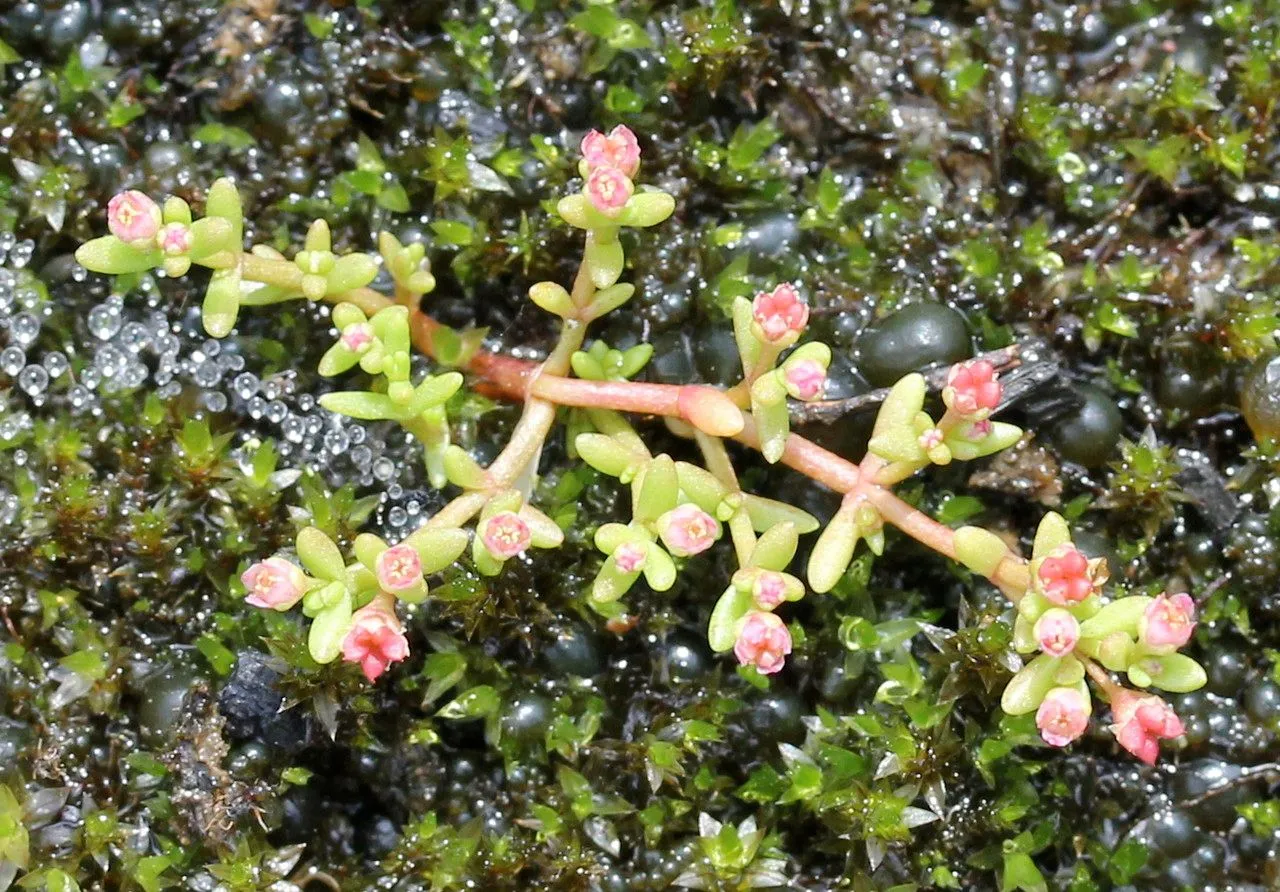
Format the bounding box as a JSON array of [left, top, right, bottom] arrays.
[[10, 313, 40, 346], [17, 364, 49, 396]]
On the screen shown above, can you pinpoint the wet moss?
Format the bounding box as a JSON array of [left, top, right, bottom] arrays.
[[1, 0, 1279, 889]]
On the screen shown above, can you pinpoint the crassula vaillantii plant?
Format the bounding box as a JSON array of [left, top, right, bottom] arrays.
[[75, 123, 1205, 765]]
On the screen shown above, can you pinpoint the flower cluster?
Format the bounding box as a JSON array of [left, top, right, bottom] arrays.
[[733, 284, 833, 463], [238, 526, 466, 679], [1002, 513, 1203, 762]]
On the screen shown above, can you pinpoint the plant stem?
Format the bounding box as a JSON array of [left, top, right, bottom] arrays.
[[237, 247, 1035, 598], [695, 431, 756, 566]]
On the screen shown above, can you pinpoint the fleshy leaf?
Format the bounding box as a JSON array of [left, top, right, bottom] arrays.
[[1078, 596, 1152, 640], [642, 543, 677, 590], [946, 422, 1023, 461], [319, 391, 397, 420], [747, 522, 798, 571], [953, 526, 1010, 577], [403, 527, 470, 574], [201, 267, 241, 338], [584, 282, 635, 319], [576, 433, 642, 478], [206, 177, 244, 244], [871, 374, 927, 441], [591, 556, 640, 603], [707, 585, 752, 652], [1000, 653, 1060, 716], [1032, 512, 1072, 559], [557, 194, 590, 229], [584, 234, 624, 289], [328, 253, 379, 294], [674, 462, 728, 515], [632, 455, 679, 523], [404, 372, 464, 416], [297, 527, 346, 580], [732, 296, 761, 377], [318, 342, 361, 377], [808, 502, 860, 594], [189, 217, 235, 260], [1133, 654, 1207, 693], [353, 533, 388, 570], [308, 595, 353, 664], [618, 190, 675, 228], [520, 504, 565, 549], [443, 445, 490, 489], [75, 235, 160, 275], [741, 495, 819, 534]]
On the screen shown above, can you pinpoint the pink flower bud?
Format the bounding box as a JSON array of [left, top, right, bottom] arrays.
[[1139, 593, 1196, 651], [751, 283, 809, 344], [734, 611, 792, 675], [917, 427, 944, 451], [157, 223, 192, 256], [613, 542, 647, 574], [340, 322, 375, 354], [341, 602, 410, 682], [783, 359, 827, 401], [482, 511, 532, 560], [375, 544, 423, 592], [1033, 608, 1080, 656], [1109, 690, 1184, 765], [966, 419, 993, 439], [1036, 687, 1090, 747], [944, 360, 1002, 417], [241, 557, 308, 610], [657, 504, 721, 557], [106, 190, 162, 243], [585, 166, 634, 215], [581, 125, 641, 177], [752, 571, 788, 610], [1036, 546, 1104, 606]]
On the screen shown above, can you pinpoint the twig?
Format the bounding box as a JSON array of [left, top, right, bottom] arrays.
[[791, 344, 1024, 425]]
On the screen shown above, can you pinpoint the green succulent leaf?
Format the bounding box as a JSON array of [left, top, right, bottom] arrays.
[[741, 495, 819, 534], [319, 391, 397, 420], [75, 235, 160, 275], [1032, 512, 1072, 559], [201, 267, 241, 338], [297, 526, 346, 580], [584, 233, 624, 289], [1001, 653, 1061, 716], [308, 595, 353, 664], [328, 253, 379, 294], [748, 522, 798, 571], [708, 585, 752, 652]]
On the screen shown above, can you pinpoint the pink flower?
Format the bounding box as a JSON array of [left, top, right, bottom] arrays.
[[1109, 691, 1185, 765], [1036, 687, 1090, 747], [242, 557, 307, 610], [341, 602, 410, 682], [581, 125, 641, 177], [752, 284, 809, 344], [585, 166, 634, 215], [944, 360, 1002, 417], [340, 322, 375, 354], [1037, 546, 1103, 605], [482, 511, 532, 560], [375, 544, 423, 592], [657, 504, 721, 557], [613, 542, 647, 574], [107, 190, 162, 244], [752, 571, 788, 610], [783, 359, 827, 401], [734, 611, 792, 675], [1033, 608, 1080, 657], [1140, 593, 1196, 652], [157, 223, 192, 256]]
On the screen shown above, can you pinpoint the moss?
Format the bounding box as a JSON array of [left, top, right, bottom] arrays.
[[1, 0, 1279, 888]]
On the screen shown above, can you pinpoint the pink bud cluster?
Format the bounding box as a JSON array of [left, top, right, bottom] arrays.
[[482, 511, 533, 560], [582, 125, 641, 216], [752, 283, 809, 345], [943, 359, 1001, 418], [1141, 593, 1196, 651], [1036, 688, 1089, 747], [1036, 546, 1104, 605]]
